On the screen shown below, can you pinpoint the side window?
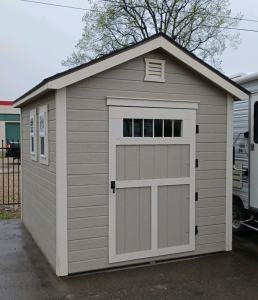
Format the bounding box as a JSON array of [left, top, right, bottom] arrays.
[[30, 109, 37, 161], [39, 105, 49, 165], [254, 101, 258, 143], [123, 119, 182, 137]]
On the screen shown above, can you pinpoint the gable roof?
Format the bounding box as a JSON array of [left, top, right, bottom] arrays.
[[13, 33, 250, 107]]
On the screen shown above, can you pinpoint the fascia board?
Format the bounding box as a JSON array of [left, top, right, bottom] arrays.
[[13, 83, 52, 108], [158, 39, 249, 100], [48, 38, 162, 89]]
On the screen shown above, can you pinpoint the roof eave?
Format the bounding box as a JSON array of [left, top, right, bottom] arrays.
[[13, 34, 250, 107]]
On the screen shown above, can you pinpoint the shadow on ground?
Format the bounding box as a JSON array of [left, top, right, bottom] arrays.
[[0, 220, 258, 300]]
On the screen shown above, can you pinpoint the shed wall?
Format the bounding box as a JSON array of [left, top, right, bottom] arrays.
[[66, 49, 227, 274], [21, 92, 56, 268]]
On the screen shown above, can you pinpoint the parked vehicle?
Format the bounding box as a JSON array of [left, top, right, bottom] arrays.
[[231, 72, 258, 234], [5, 141, 20, 160]]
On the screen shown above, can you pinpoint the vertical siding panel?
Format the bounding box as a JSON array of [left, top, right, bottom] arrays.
[[116, 146, 125, 181], [158, 186, 168, 248], [139, 187, 151, 251], [125, 188, 140, 253], [140, 145, 154, 179], [180, 185, 190, 245], [167, 186, 181, 247], [154, 145, 168, 179], [125, 146, 140, 180], [116, 189, 125, 255]]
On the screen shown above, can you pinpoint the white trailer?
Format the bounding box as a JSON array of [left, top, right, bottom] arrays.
[[232, 72, 258, 234]]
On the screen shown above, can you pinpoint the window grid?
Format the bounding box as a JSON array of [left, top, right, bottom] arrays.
[[123, 119, 182, 138]]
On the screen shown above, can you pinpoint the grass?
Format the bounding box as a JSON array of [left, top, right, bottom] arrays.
[[0, 212, 13, 220]]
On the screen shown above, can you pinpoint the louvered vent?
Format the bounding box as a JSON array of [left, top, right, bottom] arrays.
[[144, 58, 166, 82]]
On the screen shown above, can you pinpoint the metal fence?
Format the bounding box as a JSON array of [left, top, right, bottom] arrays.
[[1, 140, 21, 206]]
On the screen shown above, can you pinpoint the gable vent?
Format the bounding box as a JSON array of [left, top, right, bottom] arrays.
[[144, 58, 166, 82]]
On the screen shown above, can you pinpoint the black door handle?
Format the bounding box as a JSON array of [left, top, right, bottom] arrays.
[[111, 181, 115, 193]]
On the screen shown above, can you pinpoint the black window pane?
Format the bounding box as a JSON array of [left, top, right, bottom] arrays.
[[31, 137, 34, 152], [154, 119, 163, 137], [134, 119, 143, 137], [174, 120, 182, 137], [164, 120, 172, 137], [144, 119, 153, 137], [41, 137, 45, 155], [254, 102, 258, 143], [123, 119, 132, 137]]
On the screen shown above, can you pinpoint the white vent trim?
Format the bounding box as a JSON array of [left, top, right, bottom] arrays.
[[144, 58, 166, 82]]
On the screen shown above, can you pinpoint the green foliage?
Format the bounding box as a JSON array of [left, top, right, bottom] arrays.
[[0, 212, 13, 220], [62, 0, 243, 71]]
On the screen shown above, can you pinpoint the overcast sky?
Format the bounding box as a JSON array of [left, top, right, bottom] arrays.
[[1, 0, 258, 101]]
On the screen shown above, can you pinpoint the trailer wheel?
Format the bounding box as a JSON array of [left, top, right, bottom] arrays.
[[232, 197, 246, 235]]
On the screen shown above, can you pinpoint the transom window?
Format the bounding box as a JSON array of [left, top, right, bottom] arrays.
[[123, 119, 182, 137]]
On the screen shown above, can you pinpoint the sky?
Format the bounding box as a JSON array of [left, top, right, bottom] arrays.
[[1, 0, 258, 101]]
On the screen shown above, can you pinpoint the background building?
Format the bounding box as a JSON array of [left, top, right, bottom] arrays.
[[0, 101, 20, 145]]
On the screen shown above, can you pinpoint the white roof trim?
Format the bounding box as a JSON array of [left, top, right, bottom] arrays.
[[13, 83, 53, 108], [14, 36, 249, 107], [232, 72, 258, 84]]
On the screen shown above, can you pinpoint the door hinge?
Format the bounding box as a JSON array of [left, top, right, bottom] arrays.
[[195, 159, 198, 168], [196, 125, 199, 134], [195, 226, 199, 235], [195, 192, 198, 201]]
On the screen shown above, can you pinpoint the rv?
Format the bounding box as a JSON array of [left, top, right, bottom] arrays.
[[232, 72, 258, 234]]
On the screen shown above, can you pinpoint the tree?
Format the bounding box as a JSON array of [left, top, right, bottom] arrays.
[[62, 0, 242, 71]]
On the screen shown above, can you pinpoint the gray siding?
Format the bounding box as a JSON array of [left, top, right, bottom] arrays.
[[21, 92, 56, 269], [66, 49, 227, 274]]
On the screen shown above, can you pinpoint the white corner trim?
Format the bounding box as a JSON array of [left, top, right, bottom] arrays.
[[144, 58, 166, 82], [55, 87, 68, 276], [106, 96, 199, 110], [226, 94, 233, 251]]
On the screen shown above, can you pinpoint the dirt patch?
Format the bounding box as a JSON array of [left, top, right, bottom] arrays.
[[0, 205, 21, 219]]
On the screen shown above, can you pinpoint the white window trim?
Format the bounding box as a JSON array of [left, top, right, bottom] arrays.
[[39, 105, 49, 165], [30, 109, 37, 161], [144, 58, 166, 82]]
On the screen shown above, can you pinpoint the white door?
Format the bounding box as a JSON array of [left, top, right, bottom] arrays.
[[109, 106, 196, 263], [250, 94, 258, 210]]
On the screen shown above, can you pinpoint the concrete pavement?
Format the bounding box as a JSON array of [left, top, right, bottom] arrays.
[[1, 219, 258, 300]]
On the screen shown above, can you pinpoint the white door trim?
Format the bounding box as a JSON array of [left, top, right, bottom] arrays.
[[109, 106, 196, 263]]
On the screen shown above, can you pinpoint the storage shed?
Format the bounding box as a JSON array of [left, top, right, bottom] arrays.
[[13, 33, 250, 277]]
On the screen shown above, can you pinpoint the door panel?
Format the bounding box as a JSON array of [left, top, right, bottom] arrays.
[[109, 106, 196, 263], [158, 185, 189, 249], [116, 145, 190, 180], [116, 187, 151, 255]]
